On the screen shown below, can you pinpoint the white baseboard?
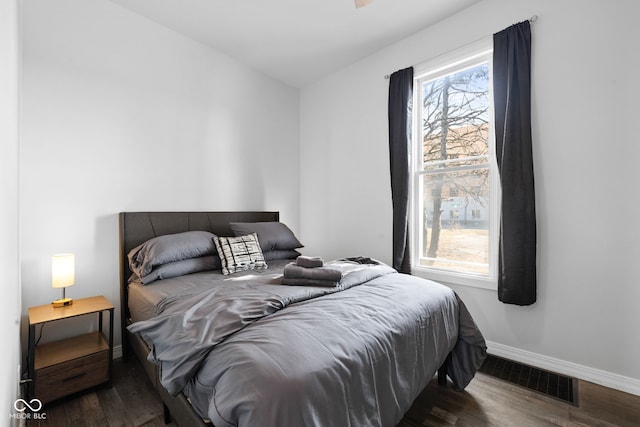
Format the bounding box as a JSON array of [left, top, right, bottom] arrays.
[[486, 341, 640, 397]]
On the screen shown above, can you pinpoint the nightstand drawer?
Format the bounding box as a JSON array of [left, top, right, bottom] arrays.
[[34, 350, 109, 404]]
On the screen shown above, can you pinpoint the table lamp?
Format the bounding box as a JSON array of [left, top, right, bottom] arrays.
[[52, 253, 74, 307]]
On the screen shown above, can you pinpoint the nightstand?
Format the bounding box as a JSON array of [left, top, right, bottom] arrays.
[[27, 295, 114, 404]]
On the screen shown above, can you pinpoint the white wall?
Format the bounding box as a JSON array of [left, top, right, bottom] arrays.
[[300, 0, 640, 392], [1, 0, 22, 420], [20, 0, 640, 398], [20, 0, 300, 349]]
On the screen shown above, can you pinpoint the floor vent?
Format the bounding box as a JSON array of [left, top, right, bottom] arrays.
[[479, 354, 578, 405]]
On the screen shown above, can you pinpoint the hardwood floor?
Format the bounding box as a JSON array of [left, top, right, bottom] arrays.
[[27, 357, 640, 426], [399, 372, 640, 427], [27, 358, 176, 427]]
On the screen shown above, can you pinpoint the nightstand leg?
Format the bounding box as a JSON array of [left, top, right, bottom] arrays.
[[28, 324, 35, 399], [108, 308, 114, 387]]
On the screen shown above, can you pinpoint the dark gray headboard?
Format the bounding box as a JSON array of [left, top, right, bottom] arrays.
[[118, 211, 279, 355]]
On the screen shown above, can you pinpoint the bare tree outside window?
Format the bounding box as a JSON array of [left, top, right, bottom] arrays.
[[418, 62, 491, 275]]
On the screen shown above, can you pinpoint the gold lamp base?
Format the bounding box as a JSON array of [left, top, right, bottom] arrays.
[[52, 297, 73, 308]]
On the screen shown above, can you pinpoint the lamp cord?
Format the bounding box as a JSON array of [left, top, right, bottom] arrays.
[[34, 323, 45, 347]]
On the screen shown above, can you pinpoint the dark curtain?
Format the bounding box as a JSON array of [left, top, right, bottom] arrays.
[[493, 21, 536, 305], [388, 67, 413, 274]]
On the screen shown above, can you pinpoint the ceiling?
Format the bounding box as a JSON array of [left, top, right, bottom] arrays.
[[108, 0, 481, 88]]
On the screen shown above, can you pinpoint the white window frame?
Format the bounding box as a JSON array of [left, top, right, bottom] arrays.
[[410, 38, 500, 290]]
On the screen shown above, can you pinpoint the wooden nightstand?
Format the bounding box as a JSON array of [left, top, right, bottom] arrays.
[[27, 295, 114, 404]]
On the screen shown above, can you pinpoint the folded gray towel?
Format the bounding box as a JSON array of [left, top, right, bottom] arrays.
[[283, 262, 342, 282], [296, 255, 324, 268], [281, 277, 338, 287]]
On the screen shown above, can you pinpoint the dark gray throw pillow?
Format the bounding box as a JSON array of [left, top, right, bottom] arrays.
[[229, 222, 303, 252], [262, 249, 301, 261], [139, 255, 221, 285], [128, 230, 217, 278]]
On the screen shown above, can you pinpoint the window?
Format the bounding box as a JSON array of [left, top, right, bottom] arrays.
[[411, 40, 499, 289]]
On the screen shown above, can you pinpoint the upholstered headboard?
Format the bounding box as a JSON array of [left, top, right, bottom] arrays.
[[118, 211, 279, 355]]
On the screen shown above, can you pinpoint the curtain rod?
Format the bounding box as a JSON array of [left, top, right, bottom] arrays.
[[384, 15, 538, 80]]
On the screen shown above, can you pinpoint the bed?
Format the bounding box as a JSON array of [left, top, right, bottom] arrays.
[[119, 211, 487, 427]]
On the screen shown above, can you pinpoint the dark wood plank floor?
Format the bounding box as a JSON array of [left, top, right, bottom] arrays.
[[399, 371, 640, 427], [28, 357, 640, 426], [27, 357, 175, 427]]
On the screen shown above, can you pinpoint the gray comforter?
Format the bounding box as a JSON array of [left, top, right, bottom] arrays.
[[128, 260, 486, 427]]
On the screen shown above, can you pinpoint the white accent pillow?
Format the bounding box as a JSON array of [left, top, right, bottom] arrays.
[[214, 233, 267, 275]]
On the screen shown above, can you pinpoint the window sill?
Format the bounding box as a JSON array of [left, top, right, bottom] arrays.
[[411, 266, 497, 290]]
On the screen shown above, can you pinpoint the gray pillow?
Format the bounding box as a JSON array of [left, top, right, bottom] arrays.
[[262, 249, 301, 261], [229, 222, 303, 252], [214, 233, 267, 275], [128, 231, 217, 278], [139, 256, 221, 285]]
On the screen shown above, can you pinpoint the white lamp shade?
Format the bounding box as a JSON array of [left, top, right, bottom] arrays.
[[52, 254, 75, 288]]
